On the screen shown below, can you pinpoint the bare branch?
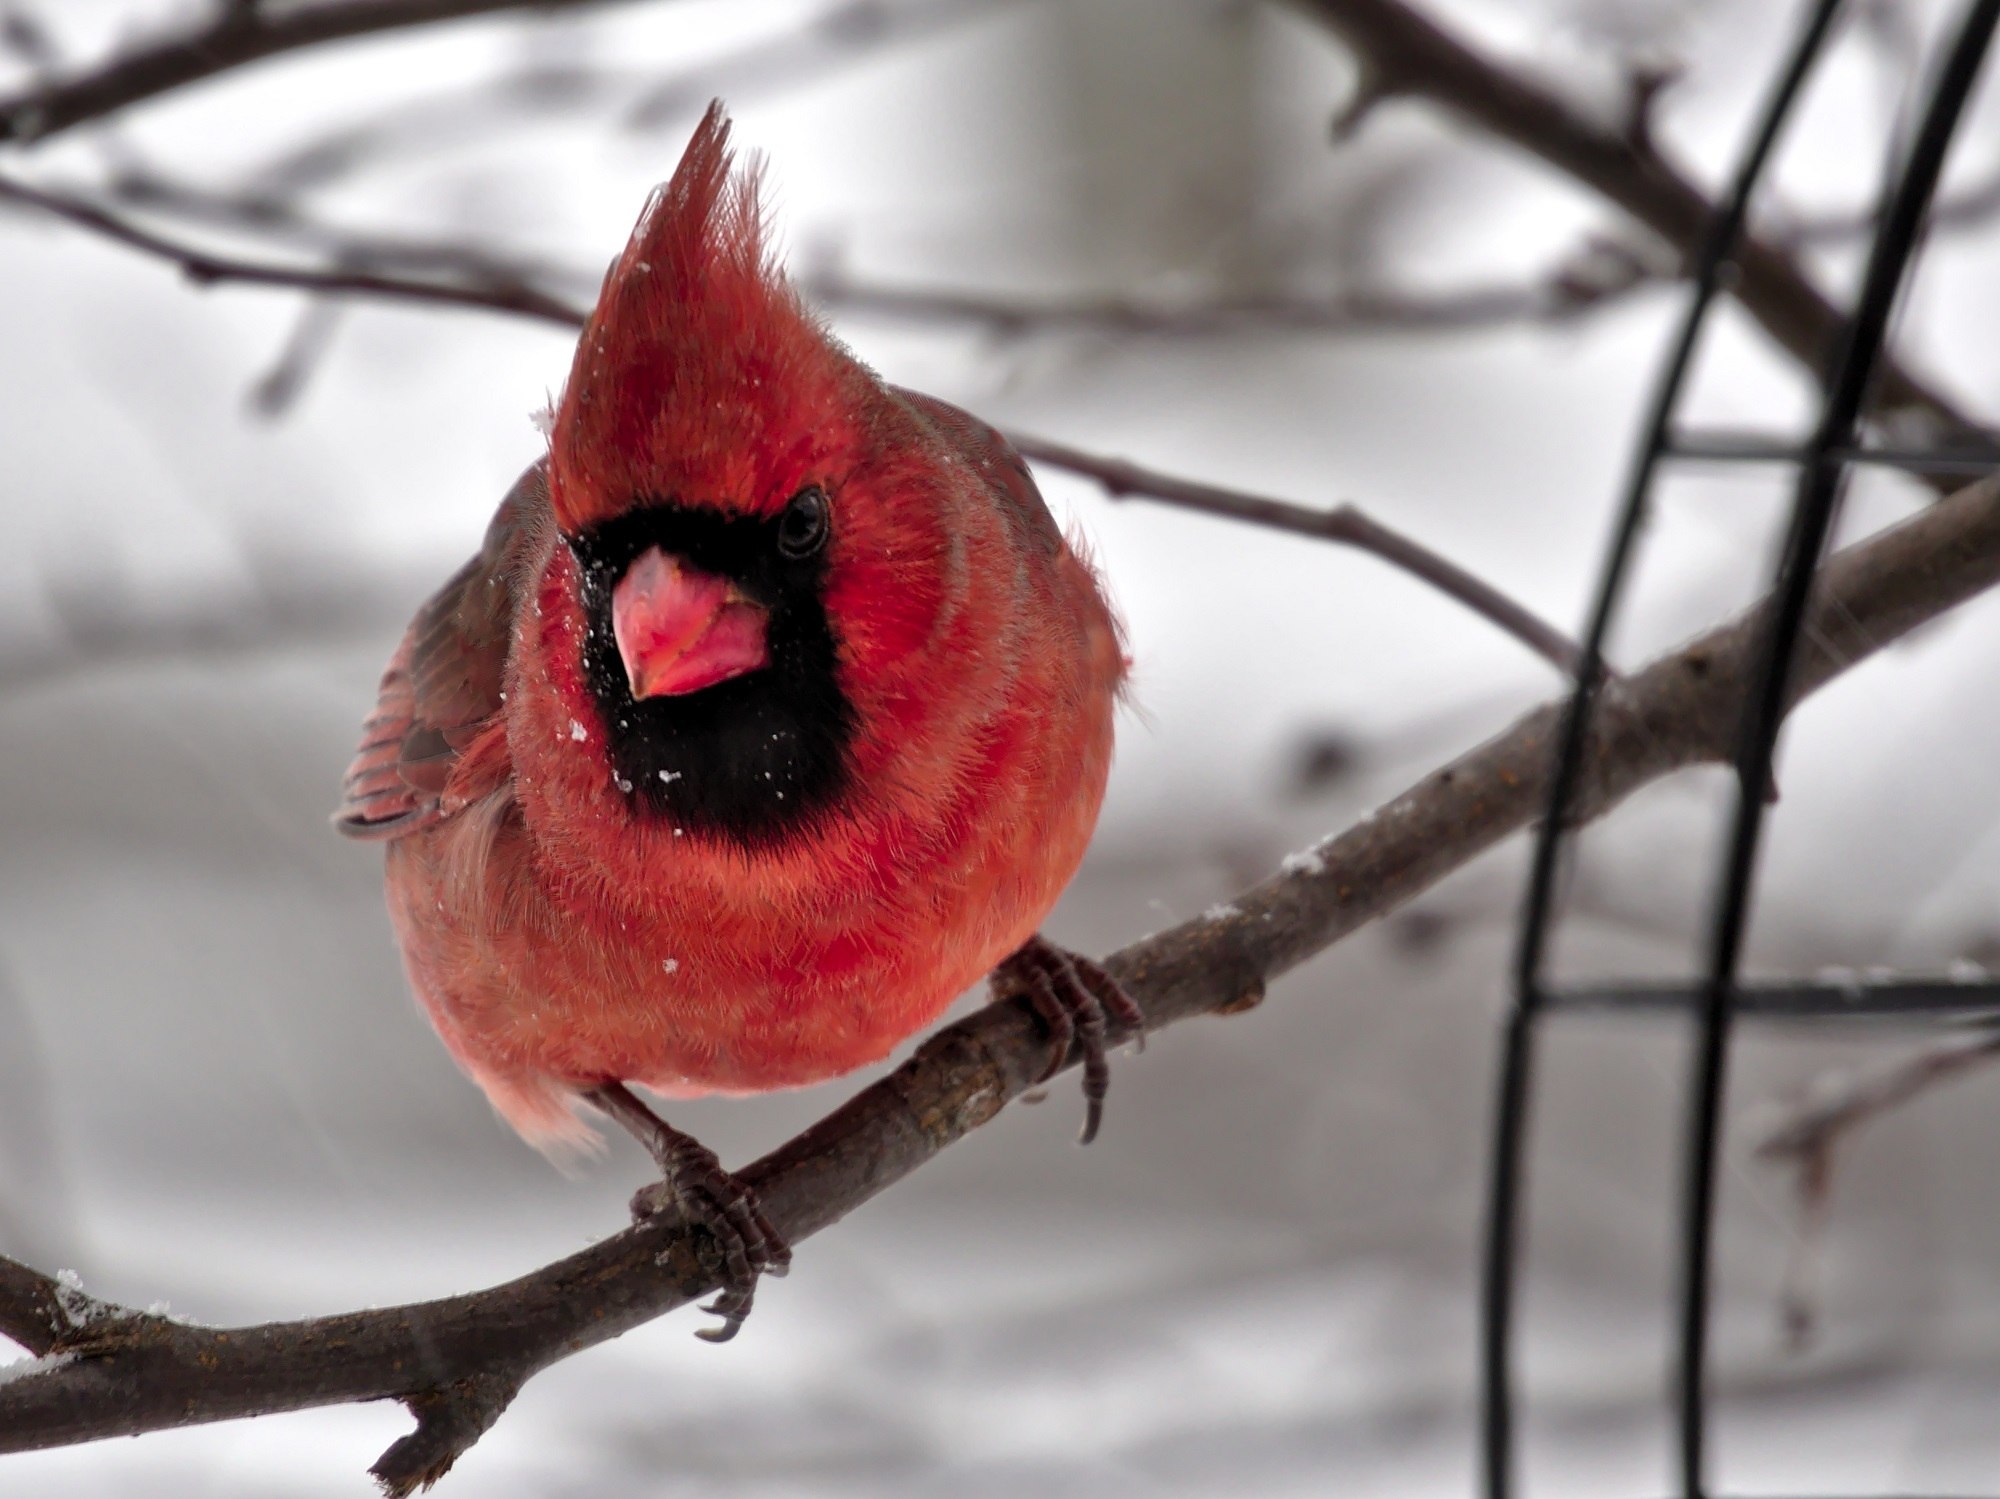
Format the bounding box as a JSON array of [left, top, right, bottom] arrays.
[[102, 165, 591, 292], [72, 159, 2000, 388], [1329, 59, 1400, 142], [1759, 1027, 2000, 1177], [4, 471, 1997, 1487], [103, 164, 1669, 341], [1283, 0, 1985, 444], [1756, 1023, 2000, 1346], [0, 171, 1606, 680], [0, 0, 653, 144], [1618, 58, 1684, 161], [247, 298, 348, 417], [1012, 433, 1594, 678], [0, 171, 588, 326], [808, 236, 1663, 337], [6, 0, 1987, 452]]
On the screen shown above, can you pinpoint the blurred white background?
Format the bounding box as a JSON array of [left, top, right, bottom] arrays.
[[5, 1, 2000, 1494]]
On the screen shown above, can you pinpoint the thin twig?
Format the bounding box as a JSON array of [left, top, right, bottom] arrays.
[[96, 163, 1659, 343], [79, 158, 2000, 373], [104, 165, 1667, 343], [3, 472, 1996, 1489], [1013, 433, 1593, 678], [813, 164, 2000, 336], [1757, 1027, 2000, 1346], [248, 298, 348, 417], [0, 171, 587, 326], [0, 0, 653, 144], [807, 245, 1659, 337], [103, 166, 590, 291], [1759, 1031, 2000, 1168]]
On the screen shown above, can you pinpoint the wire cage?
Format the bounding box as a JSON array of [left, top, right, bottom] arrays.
[[1481, 0, 2000, 1496]]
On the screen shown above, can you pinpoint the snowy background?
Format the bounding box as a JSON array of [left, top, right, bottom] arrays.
[[6, 1, 2000, 1494]]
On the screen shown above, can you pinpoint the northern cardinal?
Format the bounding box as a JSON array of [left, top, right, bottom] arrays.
[[337, 104, 1137, 1337]]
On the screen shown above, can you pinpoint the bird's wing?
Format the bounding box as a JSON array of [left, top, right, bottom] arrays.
[[334, 463, 549, 841], [893, 388, 1064, 558]]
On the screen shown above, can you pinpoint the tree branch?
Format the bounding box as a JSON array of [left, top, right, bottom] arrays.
[[5, 471, 1998, 1490], [6, 0, 1987, 454], [98, 162, 1653, 346], [1010, 433, 1594, 679], [0, 169, 1594, 677], [1283, 0, 1985, 444], [0, 1, 652, 144], [98, 165, 1668, 344], [1758, 1028, 2000, 1174], [1755, 1021, 2000, 1344], [806, 235, 1663, 337], [0, 172, 588, 327], [102, 164, 592, 294]]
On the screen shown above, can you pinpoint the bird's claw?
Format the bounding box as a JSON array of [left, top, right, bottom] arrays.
[[630, 1135, 792, 1343], [996, 934, 1145, 1145]]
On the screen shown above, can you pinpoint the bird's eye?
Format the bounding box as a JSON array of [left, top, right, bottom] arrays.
[[777, 486, 830, 560]]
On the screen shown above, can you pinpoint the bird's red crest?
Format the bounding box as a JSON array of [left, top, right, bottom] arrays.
[[547, 103, 854, 532]]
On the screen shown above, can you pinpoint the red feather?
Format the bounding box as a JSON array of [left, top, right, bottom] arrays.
[[549, 102, 852, 534]]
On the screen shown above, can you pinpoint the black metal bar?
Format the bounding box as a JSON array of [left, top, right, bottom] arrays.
[[1673, 6, 2000, 1497], [1544, 978, 2000, 1022], [1479, 4, 1851, 1497], [1665, 433, 2000, 474]]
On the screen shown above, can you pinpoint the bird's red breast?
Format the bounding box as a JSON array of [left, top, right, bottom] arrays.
[[338, 104, 1124, 1151]]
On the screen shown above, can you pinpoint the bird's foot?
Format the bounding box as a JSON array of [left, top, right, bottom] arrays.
[[630, 1139, 791, 1342], [994, 934, 1145, 1145], [586, 1083, 792, 1342]]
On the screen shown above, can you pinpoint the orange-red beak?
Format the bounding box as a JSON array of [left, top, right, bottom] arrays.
[[611, 547, 770, 699]]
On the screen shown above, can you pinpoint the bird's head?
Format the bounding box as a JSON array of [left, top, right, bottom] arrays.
[[538, 103, 958, 846]]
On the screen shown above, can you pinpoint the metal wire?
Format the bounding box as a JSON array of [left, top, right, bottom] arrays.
[[1481, 3, 1849, 1495], [1545, 979, 2000, 1022], [1676, 6, 2000, 1492], [1480, 0, 2000, 1495], [1666, 433, 2000, 475]]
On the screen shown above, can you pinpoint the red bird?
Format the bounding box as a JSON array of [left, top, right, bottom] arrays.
[[337, 104, 1137, 1337]]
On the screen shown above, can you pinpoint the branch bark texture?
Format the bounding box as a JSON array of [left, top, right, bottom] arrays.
[[4, 472, 1998, 1489]]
